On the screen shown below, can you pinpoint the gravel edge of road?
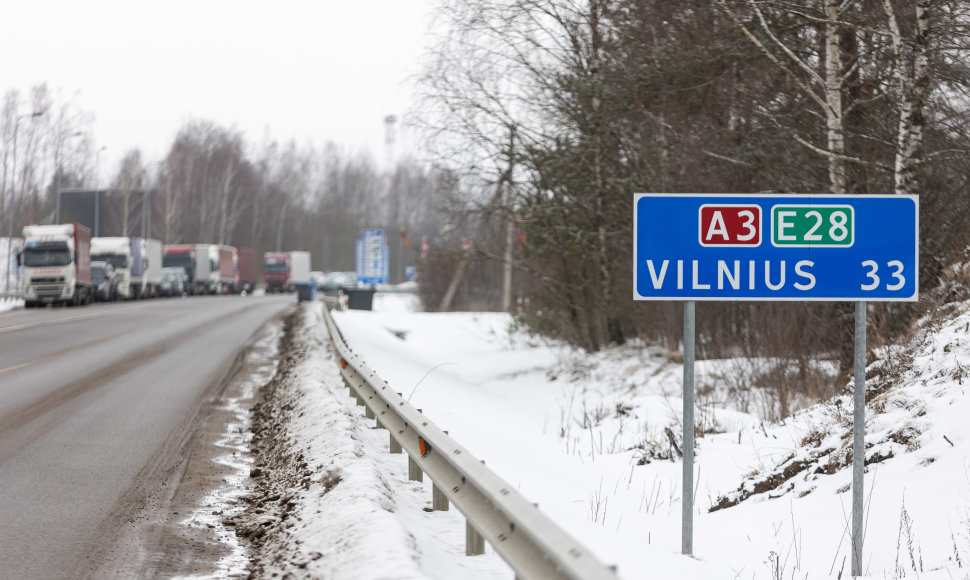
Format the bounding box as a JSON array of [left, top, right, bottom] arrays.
[[225, 308, 321, 577]]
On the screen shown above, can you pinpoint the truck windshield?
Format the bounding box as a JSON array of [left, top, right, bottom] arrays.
[[91, 254, 128, 269], [164, 254, 192, 268], [91, 265, 106, 283], [22, 242, 71, 267], [265, 263, 288, 273], [163, 254, 194, 278]]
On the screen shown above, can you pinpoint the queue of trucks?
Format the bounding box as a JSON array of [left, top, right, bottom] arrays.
[[17, 222, 310, 308], [160, 243, 242, 295]]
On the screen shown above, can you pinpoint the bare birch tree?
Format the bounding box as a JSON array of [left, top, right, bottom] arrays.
[[712, 0, 857, 194], [879, 0, 958, 195]]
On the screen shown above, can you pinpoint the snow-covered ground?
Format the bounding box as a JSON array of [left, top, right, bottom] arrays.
[[0, 238, 24, 312], [299, 292, 970, 579]]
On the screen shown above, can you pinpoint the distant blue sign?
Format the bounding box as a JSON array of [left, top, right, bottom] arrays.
[[357, 229, 388, 285], [634, 194, 918, 301]]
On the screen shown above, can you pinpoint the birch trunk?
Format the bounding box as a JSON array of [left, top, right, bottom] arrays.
[[884, 0, 932, 195], [824, 0, 847, 194], [502, 198, 513, 312], [715, 0, 850, 195]]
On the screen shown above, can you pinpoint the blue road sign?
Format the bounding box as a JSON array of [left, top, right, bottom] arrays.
[[634, 194, 918, 301], [357, 228, 388, 285]]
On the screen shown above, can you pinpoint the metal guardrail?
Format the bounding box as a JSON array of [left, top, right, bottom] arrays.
[[323, 305, 619, 580], [0, 292, 23, 301]]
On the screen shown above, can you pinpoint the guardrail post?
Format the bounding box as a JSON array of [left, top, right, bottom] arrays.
[[408, 455, 423, 481], [466, 521, 485, 556], [432, 428, 449, 510], [433, 483, 449, 511], [389, 393, 403, 453]]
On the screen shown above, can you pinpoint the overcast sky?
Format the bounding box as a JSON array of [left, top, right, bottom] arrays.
[[1, 0, 434, 172]]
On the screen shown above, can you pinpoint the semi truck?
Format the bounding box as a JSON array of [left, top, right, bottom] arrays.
[[263, 250, 311, 292], [91, 237, 144, 300], [263, 252, 290, 293], [21, 223, 93, 307], [163, 244, 204, 295]]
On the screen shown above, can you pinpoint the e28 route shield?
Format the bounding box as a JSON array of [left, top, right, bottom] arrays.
[[634, 194, 918, 301]]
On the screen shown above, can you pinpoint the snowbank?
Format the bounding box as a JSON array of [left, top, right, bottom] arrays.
[[232, 302, 512, 579], [325, 293, 970, 579], [0, 237, 23, 312]]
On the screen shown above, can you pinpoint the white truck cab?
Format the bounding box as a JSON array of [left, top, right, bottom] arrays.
[[21, 223, 93, 307], [91, 237, 141, 300]]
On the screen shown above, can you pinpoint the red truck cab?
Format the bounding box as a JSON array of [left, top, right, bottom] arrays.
[[263, 252, 291, 293]]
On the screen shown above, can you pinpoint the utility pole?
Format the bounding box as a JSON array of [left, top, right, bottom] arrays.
[[94, 146, 106, 237], [385, 114, 404, 283]]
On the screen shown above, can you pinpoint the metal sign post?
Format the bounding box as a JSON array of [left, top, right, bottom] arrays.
[[634, 194, 918, 562], [682, 300, 695, 555], [852, 300, 866, 576]]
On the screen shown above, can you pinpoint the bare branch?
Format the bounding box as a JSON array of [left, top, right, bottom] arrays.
[[791, 133, 890, 170]]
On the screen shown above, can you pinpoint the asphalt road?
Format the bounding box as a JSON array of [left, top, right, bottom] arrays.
[[0, 294, 294, 579]]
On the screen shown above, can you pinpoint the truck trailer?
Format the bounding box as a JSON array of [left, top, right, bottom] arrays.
[[237, 247, 255, 294], [216, 245, 235, 294], [288, 251, 311, 285], [21, 223, 93, 307]]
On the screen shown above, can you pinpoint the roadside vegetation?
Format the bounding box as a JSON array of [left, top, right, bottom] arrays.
[[412, 0, 970, 413]]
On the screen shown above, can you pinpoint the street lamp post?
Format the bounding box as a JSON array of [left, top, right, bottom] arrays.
[[54, 131, 85, 223], [94, 146, 106, 237], [4, 110, 45, 295]]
